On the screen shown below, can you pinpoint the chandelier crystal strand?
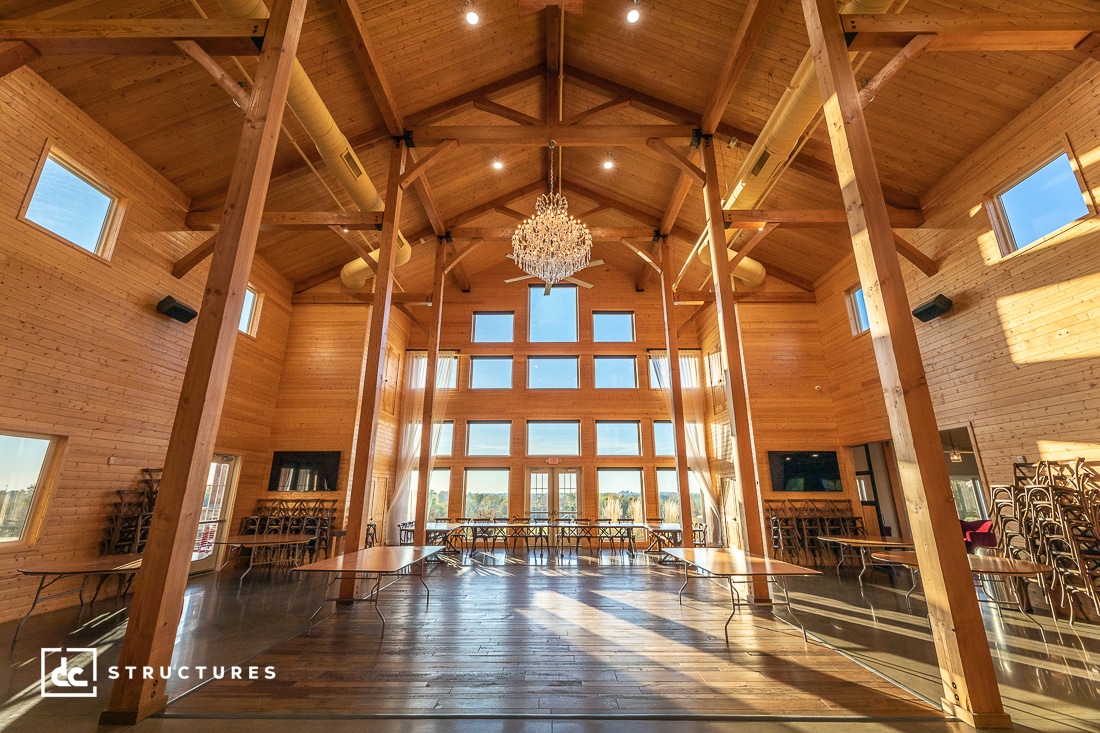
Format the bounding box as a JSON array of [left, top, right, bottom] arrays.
[[512, 140, 592, 285]]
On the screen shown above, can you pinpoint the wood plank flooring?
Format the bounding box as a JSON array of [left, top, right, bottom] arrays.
[[168, 557, 945, 720]]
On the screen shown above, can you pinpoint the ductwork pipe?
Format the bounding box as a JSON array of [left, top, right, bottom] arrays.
[[699, 0, 895, 285], [215, 0, 411, 290]]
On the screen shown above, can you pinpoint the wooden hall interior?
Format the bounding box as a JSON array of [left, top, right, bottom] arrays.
[[0, 0, 1099, 731]]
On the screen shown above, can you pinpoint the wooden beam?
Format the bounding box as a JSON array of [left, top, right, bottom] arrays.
[[858, 34, 934, 108], [292, 291, 371, 305], [546, 6, 562, 123], [892, 232, 938, 276], [408, 125, 698, 146], [701, 137, 769, 601], [443, 239, 471, 292], [659, 162, 696, 235], [448, 179, 545, 228], [761, 263, 815, 292], [729, 222, 777, 271], [0, 19, 267, 56], [563, 96, 630, 125], [175, 40, 250, 111], [394, 303, 426, 335], [722, 207, 924, 228], [186, 210, 384, 231], [618, 238, 661, 274], [293, 264, 345, 293], [844, 12, 1100, 52], [473, 99, 541, 126], [342, 140, 408, 601], [561, 179, 664, 231], [400, 140, 457, 190], [448, 226, 654, 240], [445, 238, 484, 275], [658, 236, 695, 549], [1075, 31, 1100, 60], [332, 0, 403, 136], [647, 138, 705, 183], [412, 176, 446, 237], [804, 0, 1008, 727], [405, 65, 543, 126], [700, 0, 776, 134], [0, 41, 39, 78], [171, 234, 217, 279], [392, 291, 433, 305], [99, 0, 305, 724], [414, 242, 448, 546], [635, 239, 661, 291], [673, 290, 715, 304]]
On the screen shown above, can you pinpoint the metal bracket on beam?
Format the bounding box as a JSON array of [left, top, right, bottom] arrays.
[[653, 230, 661, 243], [399, 130, 415, 148], [690, 129, 703, 148]]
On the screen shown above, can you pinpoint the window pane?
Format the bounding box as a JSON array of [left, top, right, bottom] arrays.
[[411, 355, 457, 389], [25, 156, 114, 253], [238, 287, 257, 334], [464, 468, 510, 518], [596, 421, 640, 456], [594, 356, 636, 388], [473, 312, 514, 343], [528, 357, 579, 389], [432, 421, 453, 457], [470, 357, 513, 389], [849, 287, 870, 334], [0, 434, 51, 542], [593, 312, 634, 342], [655, 468, 704, 523], [529, 285, 578, 342], [467, 421, 511, 456], [653, 421, 675, 456], [999, 153, 1088, 250], [527, 421, 580, 456], [410, 468, 452, 520], [597, 468, 644, 521]]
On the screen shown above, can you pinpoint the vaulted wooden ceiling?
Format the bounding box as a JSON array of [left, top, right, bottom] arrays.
[[2, 0, 1091, 292]]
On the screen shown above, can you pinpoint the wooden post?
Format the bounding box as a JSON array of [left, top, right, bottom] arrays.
[[657, 236, 694, 547], [413, 240, 447, 545], [801, 0, 1008, 727], [99, 0, 306, 724], [341, 138, 408, 598], [700, 137, 768, 600]]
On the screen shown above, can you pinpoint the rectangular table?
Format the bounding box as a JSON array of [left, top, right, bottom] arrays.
[[293, 545, 443, 636], [214, 533, 317, 587], [816, 535, 915, 583], [663, 548, 821, 642], [15, 555, 142, 641]]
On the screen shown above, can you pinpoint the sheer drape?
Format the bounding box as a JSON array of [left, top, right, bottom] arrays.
[[650, 351, 723, 545], [385, 351, 456, 544]]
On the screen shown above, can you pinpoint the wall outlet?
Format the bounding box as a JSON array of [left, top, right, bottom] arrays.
[[107, 455, 116, 465]]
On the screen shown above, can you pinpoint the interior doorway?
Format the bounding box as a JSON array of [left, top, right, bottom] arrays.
[[527, 467, 580, 548], [190, 454, 240, 574], [850, 443, 904, 538]]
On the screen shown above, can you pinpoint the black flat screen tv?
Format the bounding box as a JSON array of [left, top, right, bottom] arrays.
[[768, 451, 842, 492], [267, 451, 340, 492]]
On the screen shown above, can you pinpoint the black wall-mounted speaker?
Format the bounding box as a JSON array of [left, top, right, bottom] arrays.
[[912, 294, 953, 322], [156, 296, 198, 324]]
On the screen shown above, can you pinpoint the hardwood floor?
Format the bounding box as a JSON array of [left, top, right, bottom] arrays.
[[168, 554, 943, 720]]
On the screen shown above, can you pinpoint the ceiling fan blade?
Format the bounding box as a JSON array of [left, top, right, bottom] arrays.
[[580, 259, 605, 269], [504, 275, 535, 283], [544, 283, 552, 296], [564, 276, 594, 289]]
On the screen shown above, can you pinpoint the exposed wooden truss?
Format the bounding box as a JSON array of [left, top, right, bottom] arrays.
[[844, 12, 1100, 52], [185, 210, 384, 231], [0, 19, 266, 55]]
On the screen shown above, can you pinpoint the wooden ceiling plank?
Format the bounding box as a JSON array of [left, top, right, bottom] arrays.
[[332, 0, 403, 136], [495, 206, 528, 221], [892, 231, 939, 276], [399, 140, 458, 190], [546, 5, 562, 123], [404, 65, 543, 127], [473, 99, 541, 126], [859, 34, 935, 108], [448, 179, 547, 228], [174, 40, 250, 112], [408, 124, 698, 145], [1075, 31, 1100, 60], [0, 40, 39, 78], [700, 0, 777, 135], [293, 264, 345, 293], [0, 18, 267, 56], [186, 210, 385, 231], [646, 139, 705, 183]]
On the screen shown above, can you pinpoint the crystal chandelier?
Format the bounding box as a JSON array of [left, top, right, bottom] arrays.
[[512, 141, 592, 285]]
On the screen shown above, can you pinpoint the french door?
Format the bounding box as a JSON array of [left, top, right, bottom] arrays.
[[190, 454, 240, 573], [527, 467, 580, 522]]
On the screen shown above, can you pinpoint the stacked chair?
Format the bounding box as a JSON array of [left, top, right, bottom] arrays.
[[238, 498, 342, 563], [991, 459, 1100, 623], [102, 468, 160, 555], [764, 498, 864, 567]]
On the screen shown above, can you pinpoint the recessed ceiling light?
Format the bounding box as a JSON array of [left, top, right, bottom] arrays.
[[491, 153, 503, 170], [464, 1, 479, 25], [603, 152, 615, 170], [627, 1, 640, 23]]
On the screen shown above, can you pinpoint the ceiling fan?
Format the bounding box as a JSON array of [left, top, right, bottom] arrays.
[[504, 259, 605, 295]]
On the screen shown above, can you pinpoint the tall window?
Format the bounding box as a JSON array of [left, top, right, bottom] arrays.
[[239, 285, 262, 336], [527, 421, 581, 456], [528, 356, 579, 389], [653, 421, 675, 456], [22, 149, 123, 259], [529, 285, 578, 342], [592, 312, 634, 342], [649, 352, 702, 389], [466, 421, 511, 456], [464, 468, 510, 518], [656, 468, 704, 523], [597, 468, 644, 521], [846, 286, 870, 335], [0, 431, 60, 544], [469, 356, 513, 389], [473, 312, 514, 342], [989, 150, 1091, 254], [432, 421, 454, 457], [409, 468, 451, 520], [596, 421, 641, 456], [412, 354, 458, 389], [594, 356, 637, 388]]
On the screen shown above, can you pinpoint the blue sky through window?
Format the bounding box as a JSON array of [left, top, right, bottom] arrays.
[[25, 156, 114, 253], [653, 421, 675, 456], [0, 435, 49, 493], [432, 422, 453, 456], [473, 312, 514, 342], [594, 356, 636, 388], [850, 288, 870, 334], [593, 312, 634, 342], [596, 421, 640, 456], [239, 288, 257, 333], [527, 421, 580, 455], [999, 153, 1088, 249], [470, 357, 513, 388], [528, 357, 579, 388], [467, 422, 511, 455], [529, 286, 578, 342]]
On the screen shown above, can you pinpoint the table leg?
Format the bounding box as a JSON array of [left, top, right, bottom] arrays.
[[778, 579, 809, 644], [857, 547, 871, 585], [905, 567, 920, 610], [13, 576, 49, 643], [239, 546, 256, 588], [306, 571, 335, 636], [679, 563, 690, 605], [371, 573, 387, 636], [416, 562, 430, 604], [835, 543, 846, 575], [724, 577, 740, 644]]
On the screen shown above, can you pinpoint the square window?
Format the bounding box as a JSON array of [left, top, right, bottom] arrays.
[[655, 468, 705, 523], [528, 356, 579, 389], [846, 286, 870, 335], [238, 285, 262, 336], [527, 421, 581, 456], [653, 421, 675, 456], [597, 468, 644, 521], [594, 356, 637, 389], [991, 151, 1091, 254], [432, 421, 454, 457], [470, 356, 513, 389], [593, 312, 634, 342], [467, 421, 511, 456], [0, 431, 60, 545], [464, 468, 510, 518], [529, 285, 578, 342], [596, 421, 641, 456], [23, 150, 122, 258], [473, 312, 514, 343]]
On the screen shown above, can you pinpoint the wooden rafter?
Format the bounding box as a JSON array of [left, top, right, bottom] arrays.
[[563, 96, 630, 125], [858, 34, 934, 108], [700, 0, 777, 135], [722, 208, 924, 228], [443, 239, 472, 292], [185, 210, 384, 231], [729, 222, 777, 271], [404, 66, 543, 127], [646, 138, 704, 183], [892, 232, 938, 276], [473, 99, 541, 126], [171, 235, 217, 279], [399, 140, 457, 190], [448, 180, 546, 228], [332, 0, 403, 135], [844, 12, 1100, 51], [1075, 31, 1100, 60], [0, 19, 266, 55], [293, 265, 345, 293], [448, 226, 654, 240], [408, 124, 698, 145], [0, 40, 39, 78], [175, 40, 250, 111]]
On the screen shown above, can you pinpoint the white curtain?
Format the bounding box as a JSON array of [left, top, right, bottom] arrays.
[[385, 351, 456, 544], [650, 351, 723, 545]]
